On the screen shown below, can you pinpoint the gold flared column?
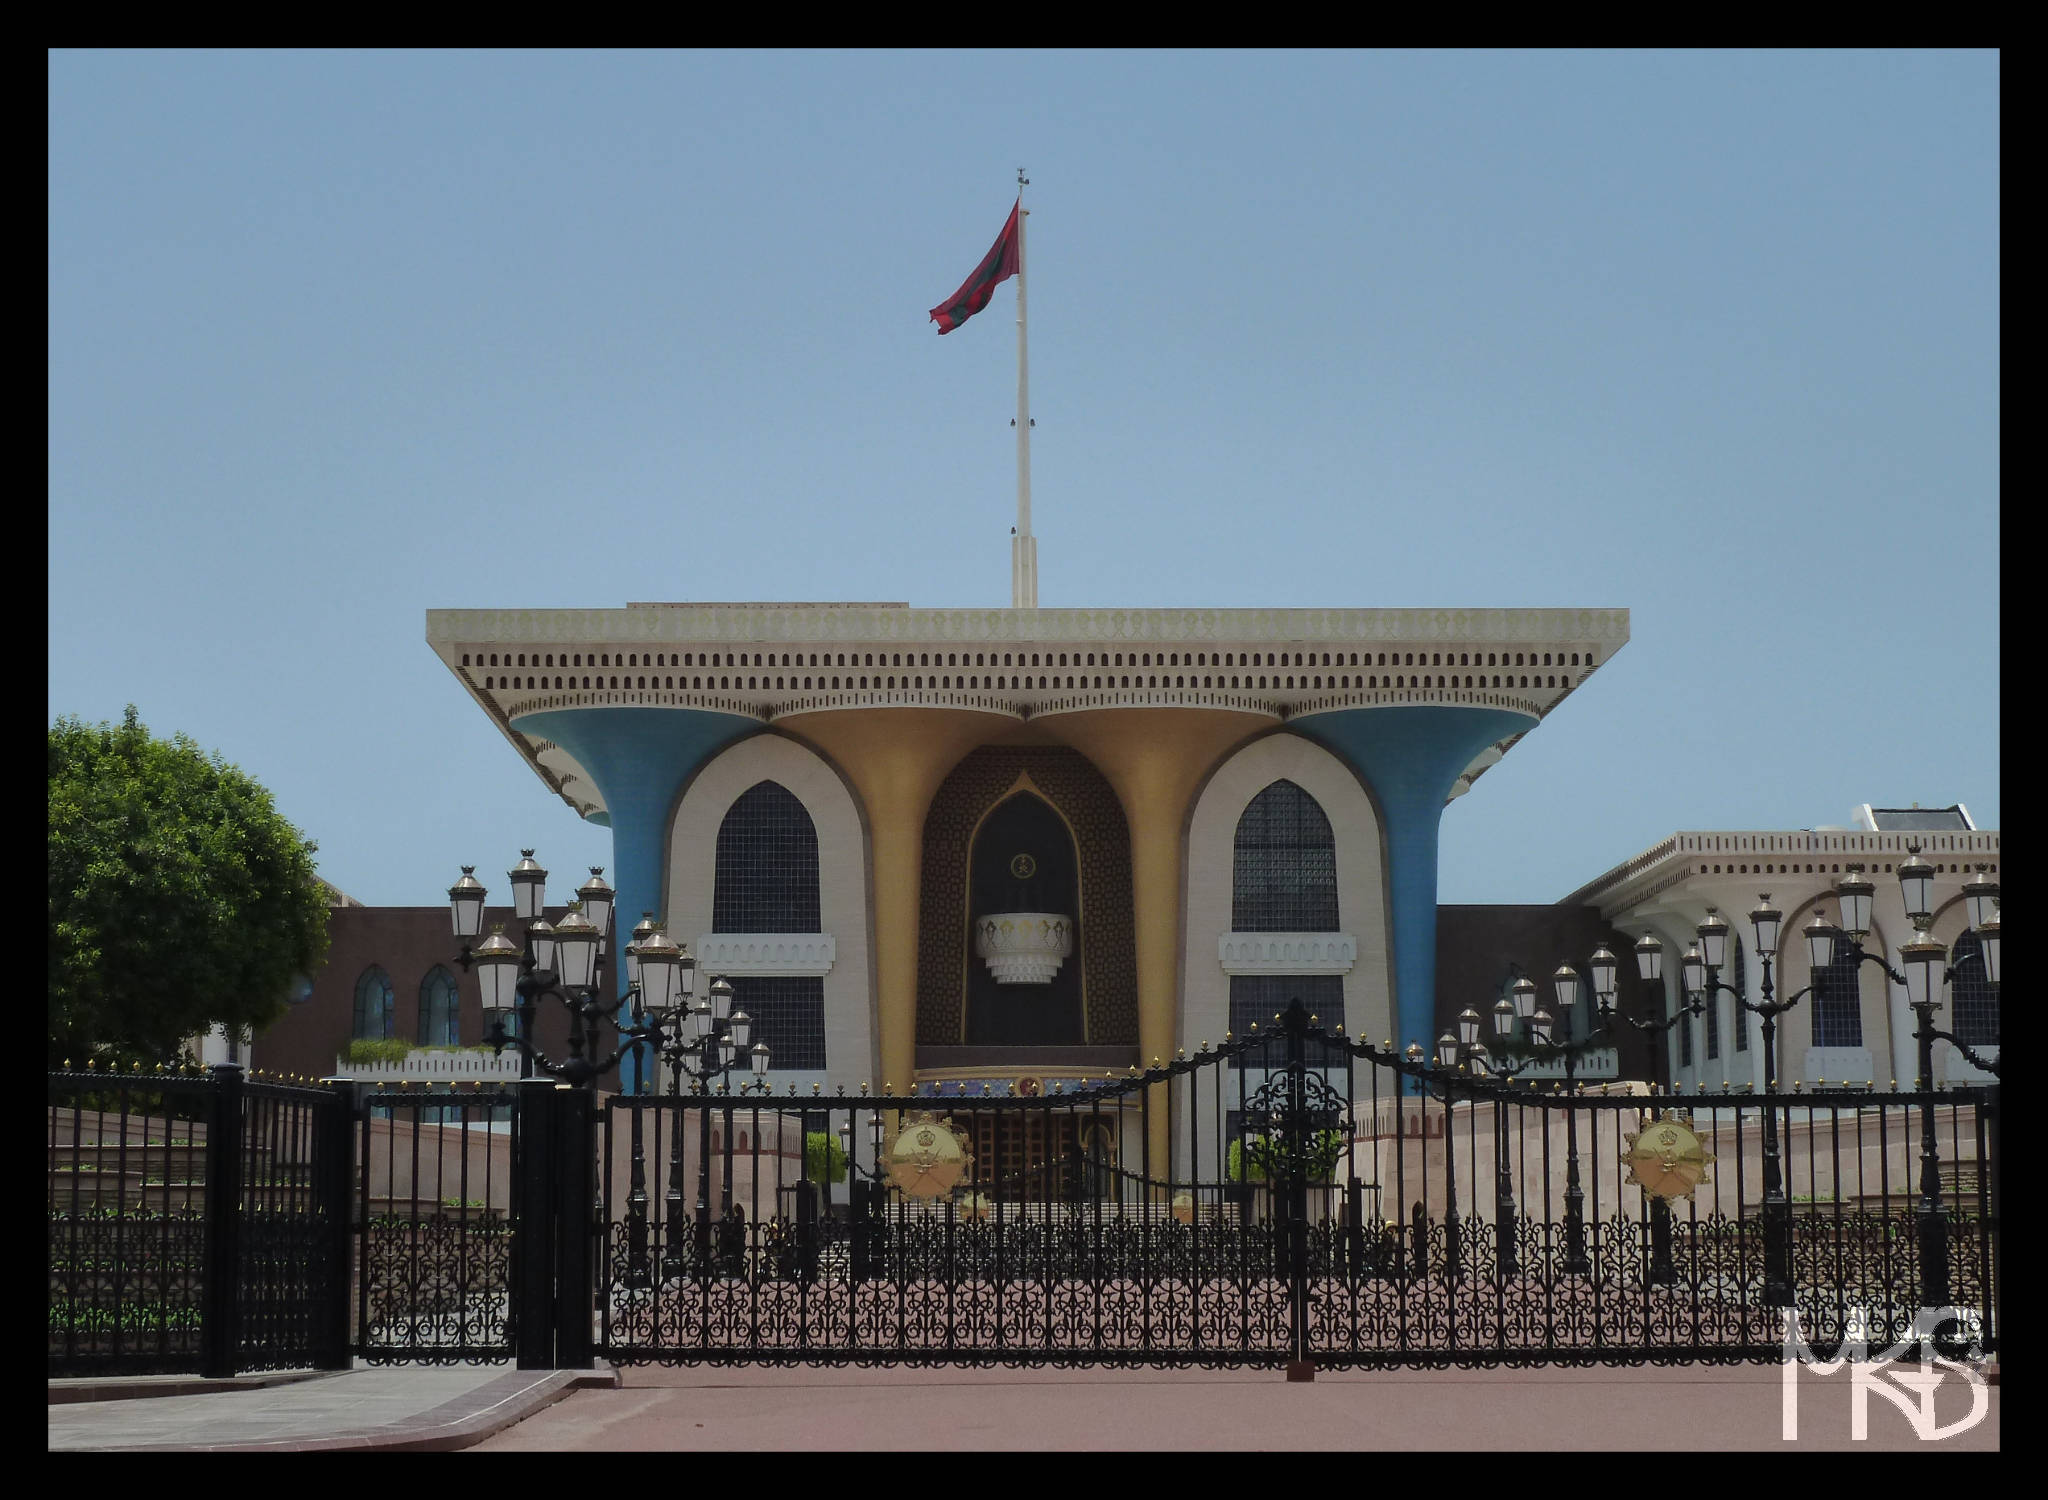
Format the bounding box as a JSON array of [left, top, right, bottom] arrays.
[[777, 710, 994, 1094], [1045, 710, 1262, 1190]]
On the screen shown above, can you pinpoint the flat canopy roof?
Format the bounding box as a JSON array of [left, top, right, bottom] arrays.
[[428, 603, 1630, 823]]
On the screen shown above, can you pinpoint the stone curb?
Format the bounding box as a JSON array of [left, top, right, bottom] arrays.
[[58, 1366, 621, 1453], [49, 1369, 339, 1406]]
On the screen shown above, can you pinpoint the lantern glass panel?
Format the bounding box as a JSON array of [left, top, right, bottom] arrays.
[[1750, 903, 1782, 960], [1964, 873, 1999, 931], [556, 926, 598, 989], [1837, 873, 1874, 937], [478, 954, 519, 1015], [577, 870, 614, 937], [1698, 914, 1728, 972], [510, 852, 547, 922], [1904, 947, 1943, 1010], [1805, 914, 1836, 973], [1898, 858, 1935, 925], [449, 870, 487, 939], [1587, 948, 1617, 1003]]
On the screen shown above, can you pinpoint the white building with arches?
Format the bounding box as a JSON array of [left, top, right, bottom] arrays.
[[1563, 805, 2000, 1090]]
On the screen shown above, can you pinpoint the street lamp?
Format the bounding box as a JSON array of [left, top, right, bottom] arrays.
[[649, 974, 775, 1280], [1476, 936, 1699, 1277], [1693, 857, 1999, 1311], [1811, 850, 2001, 1315], [449, 855, 667, 1089]]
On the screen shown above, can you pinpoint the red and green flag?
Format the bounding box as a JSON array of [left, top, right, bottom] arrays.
[[929, 199, 1021, 334]]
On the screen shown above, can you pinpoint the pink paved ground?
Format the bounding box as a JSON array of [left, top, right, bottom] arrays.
[[468, 1363, 1999, 1452]]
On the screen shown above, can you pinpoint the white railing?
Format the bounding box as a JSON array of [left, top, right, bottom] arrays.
[[336, 1049, 525, 1082], [1516, 1046, 1621, 1081]]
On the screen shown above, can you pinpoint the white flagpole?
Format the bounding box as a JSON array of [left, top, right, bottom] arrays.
[[1012, 169, 1037, 609]]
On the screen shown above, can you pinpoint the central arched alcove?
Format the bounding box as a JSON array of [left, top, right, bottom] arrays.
[[916, 745, 1137, 1054], [965, 792, 1084, 1045]]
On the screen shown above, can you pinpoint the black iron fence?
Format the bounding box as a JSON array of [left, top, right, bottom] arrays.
[[47, 1023, 2000, 1374], [354, 1087, 519, 1364], [48, 1066, 350, 1378]]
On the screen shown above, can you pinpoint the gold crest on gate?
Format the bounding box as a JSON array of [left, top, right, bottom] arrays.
[[884, 1110, 974, 1200], [1621, 1109, 1716, 1202]]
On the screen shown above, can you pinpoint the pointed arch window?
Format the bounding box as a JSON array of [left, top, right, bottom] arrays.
[[1231, 780, 1338, 932], [1951, 931, 1998, 1048], [713, 781, 822, 933], [1811, 946, 1864, 1048], [353, 966, 395, 1041], [1731, 936, 1749, 1051], [418, 965, 461, 1047]]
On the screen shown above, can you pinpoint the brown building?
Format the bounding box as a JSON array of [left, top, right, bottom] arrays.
[[250, 903, 596, 1086], [1433, 904, 1666, 1084]]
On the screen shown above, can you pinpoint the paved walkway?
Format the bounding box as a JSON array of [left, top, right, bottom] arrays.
[[48, 1360, 1998, 1452], [47, 1362, 616, 1452], [471, 1363, 1999, 1452]]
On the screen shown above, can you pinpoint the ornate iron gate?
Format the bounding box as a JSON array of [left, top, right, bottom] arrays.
[[586, 1002, 1998, 1369], [329, 1004, 1996, 1369]]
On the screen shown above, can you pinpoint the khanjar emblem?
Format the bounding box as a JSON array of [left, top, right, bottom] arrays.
[[1009, 852, 1037, 880], [884, 1111, 974, 1200], [1621, 1109, 1716, 1202]]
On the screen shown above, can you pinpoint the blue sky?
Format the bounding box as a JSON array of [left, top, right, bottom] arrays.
[[49, 50, 1999, 908]]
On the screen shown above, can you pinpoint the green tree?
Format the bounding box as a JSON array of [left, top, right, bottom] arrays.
[[49, 707, 329, 1067], [1226, 1130, 1346, 1183], [805, 1130, 849, 1186]]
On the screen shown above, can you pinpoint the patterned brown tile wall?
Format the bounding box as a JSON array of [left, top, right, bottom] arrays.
[[917, 747, 1138, 1045]]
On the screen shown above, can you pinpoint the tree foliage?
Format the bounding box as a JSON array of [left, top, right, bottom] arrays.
[[49, 707, 329, 1066], [1226, 1130, 1346, 1183], [805, 1130, 849, 1185]]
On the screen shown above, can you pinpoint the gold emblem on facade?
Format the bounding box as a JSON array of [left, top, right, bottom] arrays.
[[1009, 852, 1037, 880], [1621, 1109, 1716, 1202], [884, 1110, 974, 1200], [1016, 1075, 1043, 1097]]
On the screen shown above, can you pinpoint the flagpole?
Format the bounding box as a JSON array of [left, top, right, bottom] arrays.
[[1012, 169, 1036, 609]]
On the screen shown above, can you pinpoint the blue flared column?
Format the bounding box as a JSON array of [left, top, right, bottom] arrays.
[[510, 707, 760, 1092], [1290, 706, 1538, 1057]]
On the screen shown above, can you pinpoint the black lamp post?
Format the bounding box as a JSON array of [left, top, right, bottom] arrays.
[[1454, 986, 1557, 1277], [450, 854, 716, 1292], [1811, 852, 2000, 1316], [1404, 1035, 1468, 1283], [652, 975, 772, 1279], [1691, 855, 1999, 1313], [1473, 937, 1698, 1278], [836, 1112, 890, 1282], [449, 855, 665, 1088], [1684, 896, 1834, 1307]]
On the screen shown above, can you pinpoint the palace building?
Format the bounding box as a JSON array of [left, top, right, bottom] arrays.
[[421, 601, 1629, 1172]]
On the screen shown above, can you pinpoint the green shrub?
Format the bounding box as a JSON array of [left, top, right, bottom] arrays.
[[1226, 1130, 1345, 1183], [806, 1131, 848, 1185], [343, 1038, 415, 1066]]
